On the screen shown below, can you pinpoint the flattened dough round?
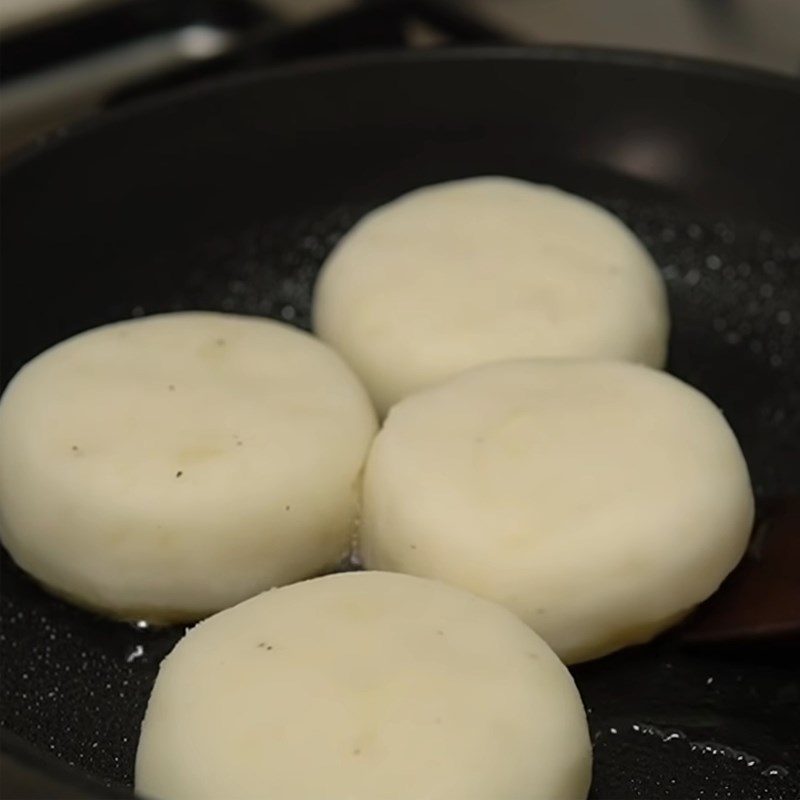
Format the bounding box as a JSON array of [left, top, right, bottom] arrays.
[[135, 571, 592, 800], [313, 176, 669, 414], [360, 360, 753, 663], [0, 312, 377, 621]]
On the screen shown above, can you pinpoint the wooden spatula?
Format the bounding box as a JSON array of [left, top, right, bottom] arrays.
[[680, 498, 800, 645]]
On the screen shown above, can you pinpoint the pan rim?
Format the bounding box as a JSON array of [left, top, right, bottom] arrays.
[[2, 43, 798, 177]]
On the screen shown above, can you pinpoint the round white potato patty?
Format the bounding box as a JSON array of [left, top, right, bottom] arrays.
[[0, 312, 377, 621], [360, 360, 754, 663], [313, 176, 669, 414], [135, 571, 592, 800]]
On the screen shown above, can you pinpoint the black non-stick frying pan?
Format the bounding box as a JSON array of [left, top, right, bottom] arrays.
[[1, 47, 798, 800]]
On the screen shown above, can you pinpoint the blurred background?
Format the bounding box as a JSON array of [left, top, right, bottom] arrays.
[[1, 0, 800, 159]]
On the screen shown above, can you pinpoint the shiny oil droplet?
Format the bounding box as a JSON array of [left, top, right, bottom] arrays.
[[126, 645, 145, 663], [762, 766, 789, 778]]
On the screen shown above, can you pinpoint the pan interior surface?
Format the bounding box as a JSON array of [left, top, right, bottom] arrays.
[[0, 51, 798, 799]]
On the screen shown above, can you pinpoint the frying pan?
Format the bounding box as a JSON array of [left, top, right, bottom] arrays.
[[1, 47, 798, 800]]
